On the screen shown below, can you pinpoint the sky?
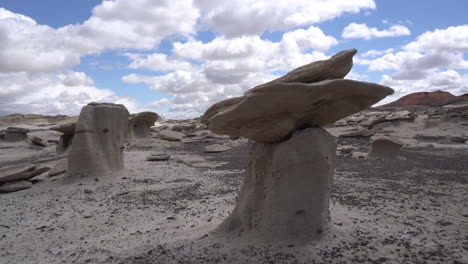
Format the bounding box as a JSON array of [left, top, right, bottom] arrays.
[[0, 0, 467, 119]]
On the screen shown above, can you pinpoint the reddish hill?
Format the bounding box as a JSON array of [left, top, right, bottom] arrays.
[[381, 90, 468, 107]]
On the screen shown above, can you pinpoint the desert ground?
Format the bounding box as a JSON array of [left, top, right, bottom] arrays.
[[0, 102, 467, 264]]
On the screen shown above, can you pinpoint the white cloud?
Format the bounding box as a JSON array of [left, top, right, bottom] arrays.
[[126, 53, 194, 72], [148, 98, 172, 109], [404, 25, 468, 52], [62, 72, 94, 86], [342, 23, 411, 39], [195, 0, 376, 37]]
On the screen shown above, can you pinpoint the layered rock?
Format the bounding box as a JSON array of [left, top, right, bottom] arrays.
[[65, 103, 129, 179], [128, 111, 159, 138], [0, 164, 50, 183], [4, 127, 30, 141], [216, 128, 336, 242]]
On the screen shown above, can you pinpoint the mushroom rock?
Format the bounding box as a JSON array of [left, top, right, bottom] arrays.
[[50, 122, 76, 154], [367, 137, 403, 159], [4, 127, 30, 142], [204, 49, 395, 243], [128, 111, 159, 138], [207, 79, 394, 143], [65, 102, 129, 180], [215, 128, 336, 242]]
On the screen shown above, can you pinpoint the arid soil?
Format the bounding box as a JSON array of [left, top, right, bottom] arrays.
[[1, 132, 467, 263]]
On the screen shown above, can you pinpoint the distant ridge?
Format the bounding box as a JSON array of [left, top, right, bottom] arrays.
[[380, 90, 468, 107]]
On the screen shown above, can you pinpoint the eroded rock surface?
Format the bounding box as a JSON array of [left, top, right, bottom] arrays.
[[128, 111, 159, 138]]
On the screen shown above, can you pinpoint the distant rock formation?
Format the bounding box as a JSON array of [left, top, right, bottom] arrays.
[[204, 49, 394, 242], [4, 127, 30, 142], [128, 111, 159, 138], [0, 113, 76, 125], [65, 102, 129, 180], [381, 90, 468, 107]]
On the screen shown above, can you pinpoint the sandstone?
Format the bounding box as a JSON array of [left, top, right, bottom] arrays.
[[204, 144, 231, 153], [159, 130, 185, 141], [128, 111, 159, 138], [146, 153, 171, 161], [66, 103, 129, 179], [216, 128, 336, 242], [0, 180, 33, 193], [368, 137, 403, 159], [207, 79, 393, 142], [0, 164, 49, 183], [50, 122, 76, 135], [48, 159, 67, 177]]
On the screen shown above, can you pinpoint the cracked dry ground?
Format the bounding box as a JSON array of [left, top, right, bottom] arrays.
[[0, 137, 467, 264]]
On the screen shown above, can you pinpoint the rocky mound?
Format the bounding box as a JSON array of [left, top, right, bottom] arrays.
[[0, 113, 77, 125], [382, 90, 468, 107]]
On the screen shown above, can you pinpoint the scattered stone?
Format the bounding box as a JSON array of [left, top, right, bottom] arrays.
[[368, 137, 403, 159], [48, 159, 67, 177], [158, 130, 184, 141], [216, 128, 336, 242], [30, 136, 48, 147], [146, 153, 171, 161], [204, 144, 231, 153], [128, 111, 159, 138], [66, 102, 129, 180], [4, 127, 30, 141], [0, 180, 33, 193]]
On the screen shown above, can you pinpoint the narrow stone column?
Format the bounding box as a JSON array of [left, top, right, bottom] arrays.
[[216, 127, 336, 242], [66, 103, 129, 179]]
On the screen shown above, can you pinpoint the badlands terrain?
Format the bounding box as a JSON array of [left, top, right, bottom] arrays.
[[0, 96, 467, 264]]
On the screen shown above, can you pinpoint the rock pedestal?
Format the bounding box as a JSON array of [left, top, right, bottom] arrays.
[[216, 128, 336, 242], [50, 123, 76, 154], [66, 103, 129, 179], [128, 111, 159, 138]]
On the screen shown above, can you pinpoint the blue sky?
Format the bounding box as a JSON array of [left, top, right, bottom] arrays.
[[1, 0, 467, 118]]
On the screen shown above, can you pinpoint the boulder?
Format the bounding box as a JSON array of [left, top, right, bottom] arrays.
[[66, 102, 129, 179], [146, 153, 171, 161], [158, 130, 184, 141], [128, 111, 159, 138], [4, 127, 30, 141], [0, 180, 33, 193], [0, 164, 50, 183], [204, 144, 231, 153], [31, 136, 48, 147], [48, 159, 67, 177], [215, 128, 336, 242], [368, 137, 403, 159], [207, 79, 393, 142]]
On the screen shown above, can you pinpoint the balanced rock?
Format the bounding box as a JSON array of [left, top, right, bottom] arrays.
[[0, 180, 33, 193], [31, 136, 48, 147], [4, 127, 30, 142], [50, 122, 76, 134], [216, 128, 336, 242], [204, 144, 231, 153], [0, 164, 50, 183], [128, 111, 159, 138], [368, 137, 403, 159], [206, 79, 393, 142], [66, 103, 129, 179], [158, 130, 184, 141]]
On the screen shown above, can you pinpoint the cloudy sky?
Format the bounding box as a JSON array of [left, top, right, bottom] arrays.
[[1, 0, 467, 118]]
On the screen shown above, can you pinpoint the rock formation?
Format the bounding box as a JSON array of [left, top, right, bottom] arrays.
[[368, 137, 403, 159], [0, 164, 50, 193], [65, 103, 129, 180], [203, 49, 394, 243], [4, 127, 30, 141], [128, 111, 159, 138], [50, 122, 76, 154], [31, 136, 48, 147]]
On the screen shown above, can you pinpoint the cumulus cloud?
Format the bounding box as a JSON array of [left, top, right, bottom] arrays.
[[342, 23, 411, 39], [404, 25, 468, 52], [125, 53, 194, 72], [62, 72, 94, 86], [195, 0, 376, 37]]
